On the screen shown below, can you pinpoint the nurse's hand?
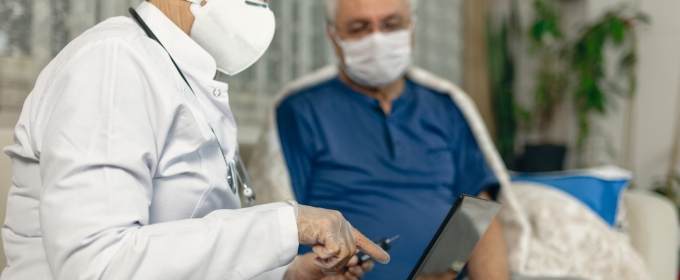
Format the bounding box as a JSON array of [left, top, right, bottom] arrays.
[[285, 253, 374, 280], [295, 204, 390, 274]]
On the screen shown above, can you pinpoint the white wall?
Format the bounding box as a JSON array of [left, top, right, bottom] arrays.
[[590, 0, 680, 190]]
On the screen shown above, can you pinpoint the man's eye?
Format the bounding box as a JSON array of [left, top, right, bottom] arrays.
[[349, 28, 366, 34], [347, 24, 370, 34], [384, 21, 404, 30]]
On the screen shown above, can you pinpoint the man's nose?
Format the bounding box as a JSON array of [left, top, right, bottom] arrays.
[[370, 23, 381, 34]]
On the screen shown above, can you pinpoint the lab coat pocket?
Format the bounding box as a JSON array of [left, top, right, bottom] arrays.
[[426, 148, 455, 186]]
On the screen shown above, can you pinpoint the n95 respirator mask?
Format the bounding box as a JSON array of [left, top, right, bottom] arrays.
[[187, 0, 275, 76]]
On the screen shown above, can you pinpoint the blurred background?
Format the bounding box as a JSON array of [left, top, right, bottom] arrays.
[[4, 0, 678, 191], [1, 0, 680, 199], [0, 0, 680, 277], [0, 0, 465, 140]]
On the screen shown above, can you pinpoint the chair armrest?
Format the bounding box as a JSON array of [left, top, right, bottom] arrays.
[[624, 190, 678, 280]]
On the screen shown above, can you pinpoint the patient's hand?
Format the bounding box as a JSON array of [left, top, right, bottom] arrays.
[[284, 252, 374, 280], [415, 270, 459, 280]]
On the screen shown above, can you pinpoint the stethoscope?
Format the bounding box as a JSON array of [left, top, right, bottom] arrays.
[[129, 8, 256, 206]]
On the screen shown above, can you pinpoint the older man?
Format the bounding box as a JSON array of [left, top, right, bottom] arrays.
[[270, 0, 510, 279]]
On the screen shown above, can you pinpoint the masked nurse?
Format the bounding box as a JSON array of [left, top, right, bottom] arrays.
[[0, 0, 390, 279]]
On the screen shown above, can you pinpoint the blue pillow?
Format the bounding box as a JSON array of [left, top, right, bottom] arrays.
[[512, 166, 631, 227]]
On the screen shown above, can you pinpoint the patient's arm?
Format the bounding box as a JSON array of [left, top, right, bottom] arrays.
[[467, 191, 510, 280]]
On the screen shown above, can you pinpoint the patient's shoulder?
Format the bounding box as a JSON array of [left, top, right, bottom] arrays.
[[409, 79, 462, 111], [278, 77, 344, 110]]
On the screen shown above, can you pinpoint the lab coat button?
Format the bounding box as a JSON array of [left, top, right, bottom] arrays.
[[213, 88, 222, 97]]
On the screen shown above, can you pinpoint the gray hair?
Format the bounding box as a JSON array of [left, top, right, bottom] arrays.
[[324, 0, 418, 23]]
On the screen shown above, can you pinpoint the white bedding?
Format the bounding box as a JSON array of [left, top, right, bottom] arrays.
[[511, 182, 649, 280]]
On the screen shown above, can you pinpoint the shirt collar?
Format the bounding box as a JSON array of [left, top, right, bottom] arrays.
[[135, 1, 217, 81], [334, 77, 415, 116]]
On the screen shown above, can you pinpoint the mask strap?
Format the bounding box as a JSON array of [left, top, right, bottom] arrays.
[[329, 27, 355, 80], [329, 27, 344, 45]]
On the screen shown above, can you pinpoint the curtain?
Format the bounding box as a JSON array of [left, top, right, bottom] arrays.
[[0, 0, 463, 128]]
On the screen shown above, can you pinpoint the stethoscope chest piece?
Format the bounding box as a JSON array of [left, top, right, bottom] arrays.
[[226, 151, 256, 206]]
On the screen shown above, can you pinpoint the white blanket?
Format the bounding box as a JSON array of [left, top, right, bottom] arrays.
[[511, 182, 650, 280], [245, 65, 649, 279]]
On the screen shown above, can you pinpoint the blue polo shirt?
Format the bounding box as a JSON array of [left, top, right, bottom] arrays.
[[277, 76, 499, 280]]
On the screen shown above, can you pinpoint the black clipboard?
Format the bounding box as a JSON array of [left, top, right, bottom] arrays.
[[407, 195, 501, 279]]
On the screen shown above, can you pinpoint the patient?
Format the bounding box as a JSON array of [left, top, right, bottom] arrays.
[[269, 0, 509, 279]]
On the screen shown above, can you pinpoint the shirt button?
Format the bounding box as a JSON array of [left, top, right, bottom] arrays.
[[213, 88, 222, 97], [395, 143, 402, 150]]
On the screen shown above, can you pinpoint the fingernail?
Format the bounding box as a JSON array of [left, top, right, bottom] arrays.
[[377, 247, 390, 264]]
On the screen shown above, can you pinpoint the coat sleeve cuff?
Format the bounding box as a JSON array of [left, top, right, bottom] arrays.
[[276, 202, 299, 267]]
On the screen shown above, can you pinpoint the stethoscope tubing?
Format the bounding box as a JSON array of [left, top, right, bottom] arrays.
[[129, 8, 256, 206]]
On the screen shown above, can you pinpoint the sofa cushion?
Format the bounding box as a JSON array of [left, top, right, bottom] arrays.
[[512, 166, 630, 227]]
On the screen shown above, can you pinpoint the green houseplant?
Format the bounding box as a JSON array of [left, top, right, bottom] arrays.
[[529, 0, 569, 135], [518, 0, 570, 172], [488, 10, 518, 166], [516, 1, 648, 170], [488, 0, 532, 170], [490, 1, 648, 170], [570, 6, 649, 159]]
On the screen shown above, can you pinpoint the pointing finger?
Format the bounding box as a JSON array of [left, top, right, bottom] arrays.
[[352, 227, 390, 264]]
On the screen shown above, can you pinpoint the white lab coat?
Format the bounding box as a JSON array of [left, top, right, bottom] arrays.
[[1, 2, 298, 279]]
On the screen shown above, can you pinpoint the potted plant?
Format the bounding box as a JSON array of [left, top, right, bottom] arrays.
[[490, 1, 647, 171], [569, 6, 649, 165], [517, 0, 569, 172], [488, 1, 521, 169], [515, 1, 648, 171]]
